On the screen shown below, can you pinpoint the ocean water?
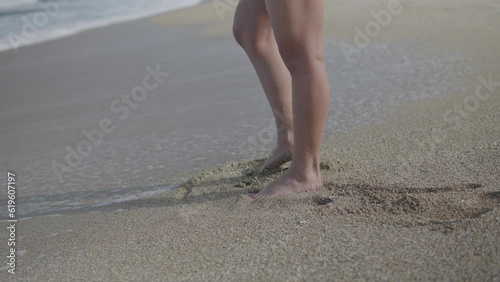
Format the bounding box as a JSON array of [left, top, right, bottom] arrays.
[[0, 0, 202, 52]]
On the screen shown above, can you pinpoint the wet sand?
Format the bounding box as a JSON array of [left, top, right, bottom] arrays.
[[1, 0, 499, 280]]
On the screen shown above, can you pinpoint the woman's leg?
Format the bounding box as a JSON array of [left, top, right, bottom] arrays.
[[233, 0, 294, 169], [251, 0, 330, 199]]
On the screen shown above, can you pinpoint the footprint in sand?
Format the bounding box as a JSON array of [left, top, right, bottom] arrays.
[[313, 182, 500, 227]]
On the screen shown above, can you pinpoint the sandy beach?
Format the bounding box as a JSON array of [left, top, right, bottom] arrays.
[[1, 0, 499, 280]]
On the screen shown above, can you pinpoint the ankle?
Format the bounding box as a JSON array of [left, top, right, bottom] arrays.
[[287, 161, 322, 182], [276, 132, 294, 149]]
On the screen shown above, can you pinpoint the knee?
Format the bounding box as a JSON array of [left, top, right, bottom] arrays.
[[277, 40, 325, 75], [232, 20, 247, 48], [233, 22, 273, 56]]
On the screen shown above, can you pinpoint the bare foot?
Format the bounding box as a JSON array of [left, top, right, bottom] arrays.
[[250, 167, 322, 200], [263, 144, 293, 170]]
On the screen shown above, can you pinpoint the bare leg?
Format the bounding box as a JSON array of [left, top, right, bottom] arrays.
[[233, 0, 294, 169], [251, 0, 330, 199]]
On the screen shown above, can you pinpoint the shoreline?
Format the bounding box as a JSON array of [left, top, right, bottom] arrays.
[[0, 0, 205, 55]]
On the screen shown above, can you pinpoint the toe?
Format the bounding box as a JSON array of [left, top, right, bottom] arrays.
[[249, 192, 266, 200], [253, 193, 265, 201]]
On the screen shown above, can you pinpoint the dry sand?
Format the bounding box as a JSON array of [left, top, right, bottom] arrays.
[[1, 0, 499, 281]]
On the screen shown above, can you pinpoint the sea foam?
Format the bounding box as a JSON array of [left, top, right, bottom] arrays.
[[0, 0, 203, 53]]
